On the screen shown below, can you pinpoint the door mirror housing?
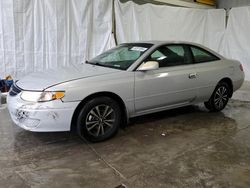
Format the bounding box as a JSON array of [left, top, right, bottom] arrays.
[[137, 61, 159, 71]]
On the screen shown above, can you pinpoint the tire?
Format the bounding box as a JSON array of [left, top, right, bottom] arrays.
[[76, 97, 121, 142], [204, 82, 230, 112]]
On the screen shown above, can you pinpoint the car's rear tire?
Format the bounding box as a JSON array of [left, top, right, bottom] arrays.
[[204, 82, 230, 112], [76, 97, 121, 142]]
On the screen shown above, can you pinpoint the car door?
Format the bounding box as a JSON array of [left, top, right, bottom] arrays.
[[134, 44, 198, 114], [189, 45, 225, 102]]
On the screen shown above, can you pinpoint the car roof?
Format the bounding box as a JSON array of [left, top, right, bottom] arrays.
[[127, 40, 202, 46], [121, 40, 211, 48], [120, 40, 225, 61], [122, 41, 222, 54]]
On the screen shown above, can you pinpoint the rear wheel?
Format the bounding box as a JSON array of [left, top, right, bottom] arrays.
[[77, 97, 121, 142], [204, 82, 231, 112]]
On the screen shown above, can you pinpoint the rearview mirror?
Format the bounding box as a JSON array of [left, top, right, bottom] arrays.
[[137, 61, 159, 71]]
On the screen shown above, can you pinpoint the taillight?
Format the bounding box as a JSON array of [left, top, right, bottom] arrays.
[[240, 64, 244, 71]]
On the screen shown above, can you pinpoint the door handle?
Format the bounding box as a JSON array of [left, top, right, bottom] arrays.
[[189, 73, 197, 79]]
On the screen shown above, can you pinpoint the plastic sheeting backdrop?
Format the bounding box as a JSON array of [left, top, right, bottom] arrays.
[[220, 6, 250, 81], [0, 0, 115, 79], [115, 0, 225, 52], [0, 0, 250, 80]]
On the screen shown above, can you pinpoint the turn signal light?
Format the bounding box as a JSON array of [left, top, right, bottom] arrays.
[[52, 92, 65, 100]]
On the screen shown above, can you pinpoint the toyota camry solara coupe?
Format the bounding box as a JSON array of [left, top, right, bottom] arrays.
[[7, 41, 245, 142]]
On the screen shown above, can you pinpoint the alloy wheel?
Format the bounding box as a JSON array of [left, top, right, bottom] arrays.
[[85, 104, 115, 137], [214, 86, 228, 110]]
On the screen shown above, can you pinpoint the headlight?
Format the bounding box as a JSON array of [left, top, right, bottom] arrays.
[[21, 91, 65, 102]]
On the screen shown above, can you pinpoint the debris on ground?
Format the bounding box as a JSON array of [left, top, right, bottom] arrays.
[[115, 184, 127, 188]]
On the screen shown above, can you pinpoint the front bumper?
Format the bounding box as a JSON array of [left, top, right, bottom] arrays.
[[7, 93, 79, 132]]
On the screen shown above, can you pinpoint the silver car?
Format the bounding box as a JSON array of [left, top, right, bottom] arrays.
[[7, 41, 245, 142]]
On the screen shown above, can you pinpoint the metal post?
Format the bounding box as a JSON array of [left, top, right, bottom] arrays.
[[112, 0, 118, 45]]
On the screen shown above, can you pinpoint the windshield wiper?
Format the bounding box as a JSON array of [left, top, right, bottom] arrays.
[[86, 61, 107, 67], [85, 61, 102, 66], [85, 60, 93, 64], [86, 61, 123, 70], [93, 62, 110, 68]]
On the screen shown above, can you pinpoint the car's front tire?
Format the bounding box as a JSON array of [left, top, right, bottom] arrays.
[[204, 82, 231, 112], [76, 97, 121, 142]]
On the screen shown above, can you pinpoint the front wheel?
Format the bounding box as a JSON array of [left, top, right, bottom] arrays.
[[204, 82, 230, 112], [77, 97, 121, 142]]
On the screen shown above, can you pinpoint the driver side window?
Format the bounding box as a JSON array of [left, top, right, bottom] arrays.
[[148, 45, 192, 68]]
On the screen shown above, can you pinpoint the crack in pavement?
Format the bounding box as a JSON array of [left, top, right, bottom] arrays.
[[82, 124, 250, 188], [80, 137, 128, 182]]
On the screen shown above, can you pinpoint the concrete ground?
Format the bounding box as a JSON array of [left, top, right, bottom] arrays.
[[0, 82, 250, 188]]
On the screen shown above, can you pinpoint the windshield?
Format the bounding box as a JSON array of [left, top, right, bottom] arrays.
[[87, 43, 153, 70]]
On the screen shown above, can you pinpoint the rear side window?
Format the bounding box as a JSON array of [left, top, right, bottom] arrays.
[[191, 46, 220, 63]]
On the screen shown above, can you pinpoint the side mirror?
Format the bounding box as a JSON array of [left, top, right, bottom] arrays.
[[137, 61, 159, 71]]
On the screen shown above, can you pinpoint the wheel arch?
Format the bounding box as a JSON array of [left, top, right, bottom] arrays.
[[218, 77, 233, 98], [70, 92, 128, 132]]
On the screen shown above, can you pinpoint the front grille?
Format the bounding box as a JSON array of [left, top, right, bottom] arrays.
[[9, 83, 22, 96]]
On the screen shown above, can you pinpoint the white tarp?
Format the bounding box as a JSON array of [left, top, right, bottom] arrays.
[[220, 7, 250, 81], [1, 0, 250, 81], [115, 1, 226, 52], [0, 0, 114, 79], [0, 0, 16, 79]]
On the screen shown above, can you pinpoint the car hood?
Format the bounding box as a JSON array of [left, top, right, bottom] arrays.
[[16, 63, 121, 91]]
